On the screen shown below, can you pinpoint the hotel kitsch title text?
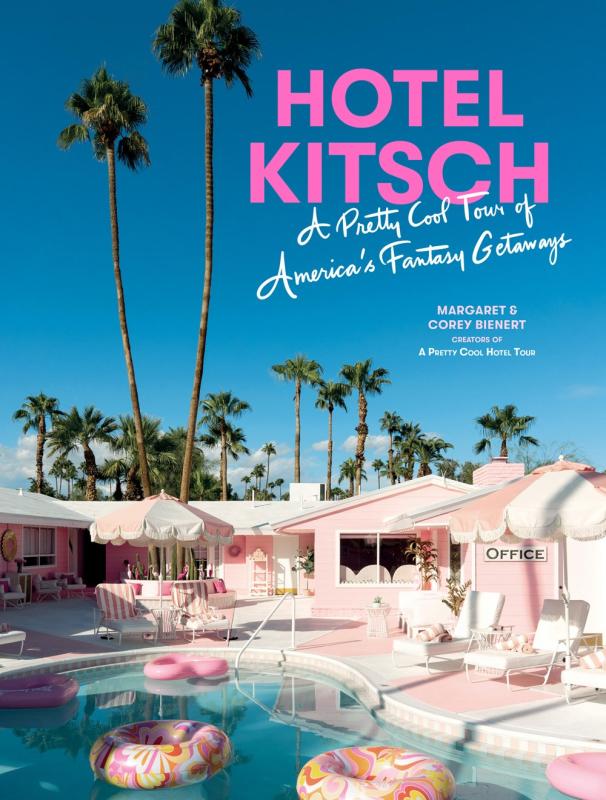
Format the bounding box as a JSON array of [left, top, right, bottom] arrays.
[[250, 69, 549, 205]]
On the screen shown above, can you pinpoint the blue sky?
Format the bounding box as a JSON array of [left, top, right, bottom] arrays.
[[1, 0, 605, 490]]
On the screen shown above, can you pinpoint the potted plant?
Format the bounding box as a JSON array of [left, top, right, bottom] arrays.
[[405, 540, 439, 590], [442, 577, 472, 617], [292, 547, 315, 595], [372, 595, 383, 607]]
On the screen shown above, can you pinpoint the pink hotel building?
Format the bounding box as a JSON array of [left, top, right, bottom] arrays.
[[0, 458, 603, 638]]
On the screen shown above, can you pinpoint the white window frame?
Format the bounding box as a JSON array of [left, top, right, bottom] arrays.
[[23, 526, 56, 569], [335, 529, 418, 587]]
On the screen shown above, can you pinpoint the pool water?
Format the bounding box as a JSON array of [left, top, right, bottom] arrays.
[[0, 662, 572, 800]]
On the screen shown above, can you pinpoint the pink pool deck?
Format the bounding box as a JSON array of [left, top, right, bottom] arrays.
[[2, 595, 606, 757]]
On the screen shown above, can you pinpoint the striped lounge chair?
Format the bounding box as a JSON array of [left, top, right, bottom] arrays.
[[171, 581, 231, 644], [95, 583, 158, 645]]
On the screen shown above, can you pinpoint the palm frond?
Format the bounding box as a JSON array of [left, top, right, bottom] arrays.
[[117, 132, 151, 170]]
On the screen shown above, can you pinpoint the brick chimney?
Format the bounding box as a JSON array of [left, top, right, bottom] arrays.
[[472, 456, 524, 486]]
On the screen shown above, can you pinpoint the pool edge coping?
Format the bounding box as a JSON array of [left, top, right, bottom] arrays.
[[1, 645, 604, 765]]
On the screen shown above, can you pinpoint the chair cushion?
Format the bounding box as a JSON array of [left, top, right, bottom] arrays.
[[464, 649, 555, 671], [0, 580, 10, 594], [107, 618, 157, 633], [0, 630, 26, 645], [393, 636, 470, 656], [562, 668, 606, 690], [213, 579, 227, 594]]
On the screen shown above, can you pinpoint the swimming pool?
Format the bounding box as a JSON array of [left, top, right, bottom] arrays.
[[0, 661, 571, 799]]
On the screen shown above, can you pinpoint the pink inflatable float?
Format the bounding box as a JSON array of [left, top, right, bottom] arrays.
[[0, 674, 79, 709], [143, 654, 229, 681], [547, 752, 606, 800]]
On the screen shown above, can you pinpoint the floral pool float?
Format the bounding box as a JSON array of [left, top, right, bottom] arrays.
[[547, 752, 606, 800], [90, 719, 232, 790], [296, 746, 456, 800]]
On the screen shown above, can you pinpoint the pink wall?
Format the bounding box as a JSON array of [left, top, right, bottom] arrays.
[[464, 540, 558, 632], [222, 535, 275, 594], [280, 483, 468, 615], [104, 543, 149, 582], [0, 522, 70, 578]]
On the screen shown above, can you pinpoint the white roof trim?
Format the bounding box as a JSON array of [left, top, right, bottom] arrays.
[[273, 475, 480, 531]]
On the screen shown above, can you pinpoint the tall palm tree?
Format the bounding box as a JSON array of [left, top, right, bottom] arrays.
[[13, 394, 64, 493], [474, 404, 539, 458], [315, 380, 350, 500], [379, 411, 402, 486], [241, 474, 252, 499], [201, 422, 249, 499], [261, 442, 277, 490], [394, 421, 424, 481], [251, 463, 266, 491], [154, 1, 260, 502], [338, 458, 366, 497], [372, 458, 386, 489], [48, 406, 117, 500], [58, 67, 152, 497], [113, 415, 177, 499], [340, 360, 390, 494], [274, 477, 285, 499], [416, 436, 453, 477], [99, 457, 129, 500], [272, 355, 323, 482], [198, 391, 251, 500]]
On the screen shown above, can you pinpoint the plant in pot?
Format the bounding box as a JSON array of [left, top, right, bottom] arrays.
[[442, 577, 472, 617], [404, 540, 439, 590], [372, 595, 383, 607], [292, 547, 315, 595]]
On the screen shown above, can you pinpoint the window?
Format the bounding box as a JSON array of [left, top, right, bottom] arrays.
[[339, 533, 417, 584], [193, 542, 223, 579], [23, 527, 56, 568]]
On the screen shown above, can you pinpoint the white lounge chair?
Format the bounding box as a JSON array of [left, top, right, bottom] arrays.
[[0, 629, 26, 655], [392, 590, 505, 672], [95, 583, 158, 645], [59, 573, 87, 598], [464, 599, 590, 689], [561, 666, 606, 703], [172, 581, 231, 643]]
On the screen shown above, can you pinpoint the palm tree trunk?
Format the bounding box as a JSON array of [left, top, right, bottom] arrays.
[[354, 391, 368, 494], [326, 407, 333, 500], [294, 379, 301, 483], [265, 455, 270, 491], [35, 418, 45, 493], [388, 432, 395, 485], [377, 471, 381, 489], [349, 476, 354, 497], [180, 78, 215, 503], [220, 426, 228, 501], [83, 444, 97, 501], [106, 144, 151, 498], [500, 437, 508, 458]]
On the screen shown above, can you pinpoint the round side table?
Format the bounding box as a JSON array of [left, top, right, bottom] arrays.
[[366, 604, 391, 638]]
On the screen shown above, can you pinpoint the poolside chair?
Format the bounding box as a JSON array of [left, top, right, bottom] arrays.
[[464, 599, 590, 689], [32, 575, 62, 602], [171, 581, 231, 643], [392, 590, 506, 672], [561, 662, 606, 703], [0, 574, 26, 609], [0, 629, 26, 655], [59, 573, 87, 598], [95, 583, 158, 645]]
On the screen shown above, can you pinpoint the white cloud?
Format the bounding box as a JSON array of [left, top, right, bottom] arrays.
[[341, 434, 389, 454], [567, 384, 605, 399], [312, 440, 328, 452]]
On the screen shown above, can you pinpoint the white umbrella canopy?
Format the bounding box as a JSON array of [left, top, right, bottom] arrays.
[[90, 491, 234, 547], [447, 458, 606, 667], [449, 459, 606, 544]]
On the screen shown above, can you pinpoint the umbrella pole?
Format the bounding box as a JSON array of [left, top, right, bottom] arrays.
[[560, 538, 571, 670]]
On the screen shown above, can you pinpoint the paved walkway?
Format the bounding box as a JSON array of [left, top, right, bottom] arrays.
[[1, 596, 605, 752]]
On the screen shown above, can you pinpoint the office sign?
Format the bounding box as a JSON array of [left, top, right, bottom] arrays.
[[484, 546, 547, 563]]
